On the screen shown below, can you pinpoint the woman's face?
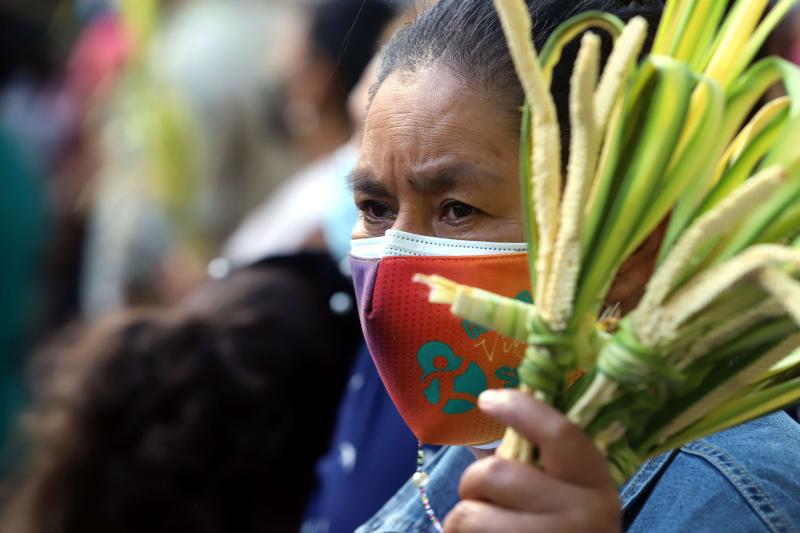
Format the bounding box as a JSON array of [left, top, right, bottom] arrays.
[[352, 67, 524, 242]]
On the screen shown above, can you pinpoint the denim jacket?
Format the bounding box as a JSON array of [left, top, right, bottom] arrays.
[[356, 412, 800, 532]]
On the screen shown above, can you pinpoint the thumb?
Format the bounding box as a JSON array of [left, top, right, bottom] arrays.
[[478, 389, 614, 488]]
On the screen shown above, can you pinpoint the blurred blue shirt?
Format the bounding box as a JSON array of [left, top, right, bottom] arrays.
[[301, 344, 428, 533]]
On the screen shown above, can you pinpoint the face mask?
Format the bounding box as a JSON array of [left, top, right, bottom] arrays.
[[350, 229, 530, 446]]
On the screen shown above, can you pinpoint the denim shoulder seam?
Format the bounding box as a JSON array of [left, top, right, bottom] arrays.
[[619, 451, 675, 510], [681, 440, 792, 533]]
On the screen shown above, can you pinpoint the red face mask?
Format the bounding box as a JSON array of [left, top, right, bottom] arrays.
[[350, 230, 530, 446]]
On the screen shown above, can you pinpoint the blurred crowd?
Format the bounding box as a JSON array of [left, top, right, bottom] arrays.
[[0, 0, 798, 532]]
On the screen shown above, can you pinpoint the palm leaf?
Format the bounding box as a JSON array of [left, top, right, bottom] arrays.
[[413, 0, 800, 484]]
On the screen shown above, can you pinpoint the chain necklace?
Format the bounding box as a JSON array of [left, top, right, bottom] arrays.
[[413, 442, 443, 531]]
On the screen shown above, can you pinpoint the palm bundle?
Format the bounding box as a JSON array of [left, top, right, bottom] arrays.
[[109, 0, 202, 251], [415, 0, 800, 483]]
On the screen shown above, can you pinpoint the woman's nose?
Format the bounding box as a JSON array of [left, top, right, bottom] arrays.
[[392, 211, 434, 237]]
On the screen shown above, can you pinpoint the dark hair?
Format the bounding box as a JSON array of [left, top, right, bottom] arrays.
[[310, 0, 402, 94], [374, 0, 663, 149], [0, 12, 54, 87], [6, 254, 362, 533]]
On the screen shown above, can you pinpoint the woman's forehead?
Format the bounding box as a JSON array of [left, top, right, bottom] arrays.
[[358, 68, 519, 187]]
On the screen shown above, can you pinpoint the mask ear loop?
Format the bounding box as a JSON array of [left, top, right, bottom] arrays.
[[413, 442, 443, 531]]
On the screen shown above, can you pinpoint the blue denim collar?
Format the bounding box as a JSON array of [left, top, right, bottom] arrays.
[[619, 450, 677, 511]]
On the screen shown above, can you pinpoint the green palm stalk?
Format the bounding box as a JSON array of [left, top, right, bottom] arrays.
[[415, 0, 800, 483]]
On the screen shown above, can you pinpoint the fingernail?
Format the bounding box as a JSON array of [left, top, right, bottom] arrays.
[[478, 389, 502, 408]]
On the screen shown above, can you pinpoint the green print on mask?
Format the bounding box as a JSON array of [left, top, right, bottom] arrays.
[[461, 321, 489, 340], [421, 291, 529, 413], [418, 341, 487, 414], [495, 366, 520, 388]]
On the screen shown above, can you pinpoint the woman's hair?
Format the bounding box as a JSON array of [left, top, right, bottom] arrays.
[[374, 0, 663, 147], [5, 254, 362, 533]]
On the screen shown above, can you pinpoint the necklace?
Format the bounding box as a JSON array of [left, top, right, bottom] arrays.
[[413, 442, 443, 532]]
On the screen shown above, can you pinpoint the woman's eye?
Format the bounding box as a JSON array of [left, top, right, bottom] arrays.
[[442, 201, 477, 221], [359, 200, 396, 222]]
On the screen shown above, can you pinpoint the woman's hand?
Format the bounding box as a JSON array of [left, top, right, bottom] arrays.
[[443, 389, 621, 532]]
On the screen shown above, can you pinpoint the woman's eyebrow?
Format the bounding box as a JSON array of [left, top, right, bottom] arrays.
[[348, 169, 392, 197], [407, 163, 505, 195]]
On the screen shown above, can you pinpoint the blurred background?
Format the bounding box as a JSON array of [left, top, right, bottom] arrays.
[[0, 0, 798, 531]]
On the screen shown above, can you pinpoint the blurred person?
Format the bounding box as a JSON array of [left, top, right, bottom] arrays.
[[0, 9, 73, 175], [0, 6, 63, 474], [35, 3, 130, 332], [153, 0, 301, 242], [65, 5, 129, 117], [299, 56, 422, 533], [300, 6, 445, 533], [226, 6, 434, 530], [4, 252, 362, 533], [278, 0, 398, 163], [0, 126, 47, 476], [80, 0, 298, 315], [222, 0, 400, 267]]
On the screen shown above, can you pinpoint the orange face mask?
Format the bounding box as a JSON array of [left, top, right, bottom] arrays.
[[350, 230, 530, 447]]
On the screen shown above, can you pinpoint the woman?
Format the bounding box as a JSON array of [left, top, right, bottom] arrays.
[[349, 0, 800, 531]]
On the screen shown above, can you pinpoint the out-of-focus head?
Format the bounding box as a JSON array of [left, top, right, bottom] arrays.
[[279, 0, 400, 156], [8, 260, 361, 533], [347, 55, 379, 138], [308, 0, 400, 96]]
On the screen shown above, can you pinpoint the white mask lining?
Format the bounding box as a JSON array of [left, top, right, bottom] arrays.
[[350, 229, 527, 259]]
